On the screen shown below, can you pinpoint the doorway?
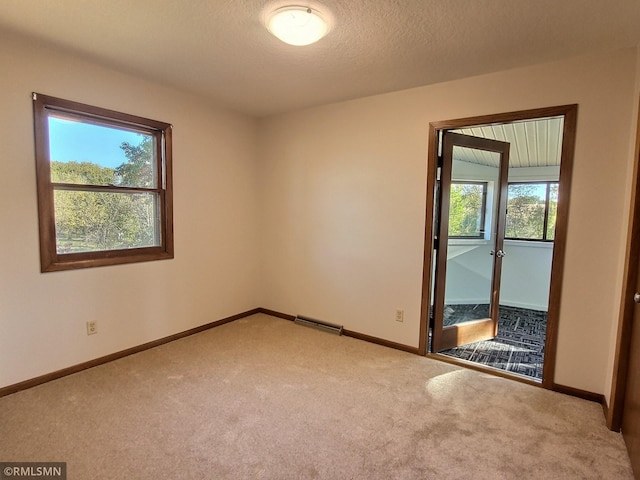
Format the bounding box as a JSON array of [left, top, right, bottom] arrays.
[[419, 105, 578, 388]]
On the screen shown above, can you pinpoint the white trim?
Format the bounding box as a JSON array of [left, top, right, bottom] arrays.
[[504, 239, 554, 249], [499, 299, 548, 312]]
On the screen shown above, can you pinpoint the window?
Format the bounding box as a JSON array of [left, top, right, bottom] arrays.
[[505, 182, 558, 241], [448, 182, 488, 238], [33, 93, 173, 272]]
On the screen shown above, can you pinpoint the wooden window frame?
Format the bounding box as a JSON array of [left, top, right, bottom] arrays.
[[448, 181, 488, 239], [32, 93, 174, 272], [505, 181, 558, 242]]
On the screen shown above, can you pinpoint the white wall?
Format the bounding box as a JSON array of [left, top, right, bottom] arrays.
[[0, 31, 261, 388], [501, 241, 553, 310], [605, 46, 640, 404], [445, 241, 552, 311], [258, 48, 639, 395]]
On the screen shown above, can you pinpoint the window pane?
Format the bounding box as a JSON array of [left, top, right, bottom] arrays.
[[48, 117, 156, 188], [54, 190, 159, 253], [546, 183, 559, 240], [448, 183, 485, 237], [505, 184, 546, 239]]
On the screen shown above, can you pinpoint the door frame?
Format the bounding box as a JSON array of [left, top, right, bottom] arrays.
[[432, 133, 510, 352], [419, 104, 578, 390], [608, 96, 640, 431]]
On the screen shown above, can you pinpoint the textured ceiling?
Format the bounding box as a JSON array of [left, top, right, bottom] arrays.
[[0, 1, 639, 117]]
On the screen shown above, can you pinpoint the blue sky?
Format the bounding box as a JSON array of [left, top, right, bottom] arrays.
[[48, 117, 145, 169]]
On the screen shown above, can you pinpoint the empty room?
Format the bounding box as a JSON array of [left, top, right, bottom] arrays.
[[2, 1, 640, 478]]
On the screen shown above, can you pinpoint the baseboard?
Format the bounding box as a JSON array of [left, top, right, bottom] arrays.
[[602, 397, 613, 428], [258, 308, 420, 354], [10, 306, 577, 399], [499, 301, 549, 312], [552, 382, 605, 404], [257, 308, 295, 321], [342, 329, 420, 354], [0, 308, 261, 398], [444, 299, 487, 306], [1, 307, 419, 398], [446, 300, 548, 312]]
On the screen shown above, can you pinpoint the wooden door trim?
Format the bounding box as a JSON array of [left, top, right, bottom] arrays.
[[419, 104, 579, 392], [541, 105, 577, 388], [608, 97, 640, 432], [418, 125, 439, 355]]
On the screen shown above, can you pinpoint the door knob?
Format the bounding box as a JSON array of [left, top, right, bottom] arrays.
[[634, 293, 640, 304], [490, 250, 506, 258]]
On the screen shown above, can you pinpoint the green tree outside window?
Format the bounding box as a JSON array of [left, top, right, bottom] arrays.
[[51, 137, 158, 253], [448, 182, 487, 238], [505, 182, 558, 241]]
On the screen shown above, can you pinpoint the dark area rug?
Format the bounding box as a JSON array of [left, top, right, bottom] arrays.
[[438, 304, 546, 380]]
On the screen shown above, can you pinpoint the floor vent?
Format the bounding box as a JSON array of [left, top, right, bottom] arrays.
[[294, 315, 343, 335]]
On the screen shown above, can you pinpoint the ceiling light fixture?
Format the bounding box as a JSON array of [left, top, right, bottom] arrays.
[[267, 6, 328, 46]]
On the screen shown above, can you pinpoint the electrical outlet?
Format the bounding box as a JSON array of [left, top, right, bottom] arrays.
[[86, 320, 98, 335], [395, 309, 404, 323]]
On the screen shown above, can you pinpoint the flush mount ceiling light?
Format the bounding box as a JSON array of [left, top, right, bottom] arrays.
[[267, 6, 328, 46]]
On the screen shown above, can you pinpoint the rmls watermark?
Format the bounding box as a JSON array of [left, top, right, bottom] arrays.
[[0, 463, 66, 480]]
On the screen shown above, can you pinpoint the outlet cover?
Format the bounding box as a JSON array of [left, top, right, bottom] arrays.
[[86, 321, 98, 335]]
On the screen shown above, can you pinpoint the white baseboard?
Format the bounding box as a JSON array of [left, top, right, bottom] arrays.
[[443, 298, 547, 312]]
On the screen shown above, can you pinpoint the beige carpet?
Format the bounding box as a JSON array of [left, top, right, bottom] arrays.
[[0, 314, 633, 479]]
